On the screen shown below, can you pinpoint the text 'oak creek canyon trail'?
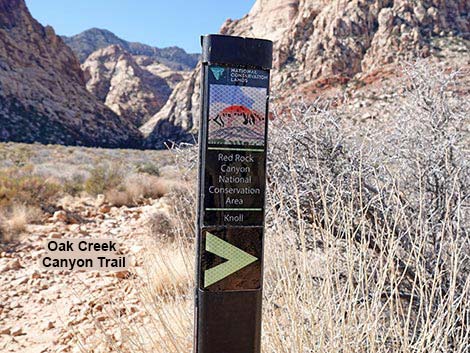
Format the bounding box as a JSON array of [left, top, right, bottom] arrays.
[[40, 239, 129, 271]]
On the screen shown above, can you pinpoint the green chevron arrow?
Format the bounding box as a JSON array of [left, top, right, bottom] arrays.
[[204, 232, 258, 288]]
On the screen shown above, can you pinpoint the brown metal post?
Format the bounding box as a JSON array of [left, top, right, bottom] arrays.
[[194, 34, 273, 353]]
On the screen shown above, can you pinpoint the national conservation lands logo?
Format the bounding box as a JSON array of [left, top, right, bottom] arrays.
[[210, 66, 225, 80]]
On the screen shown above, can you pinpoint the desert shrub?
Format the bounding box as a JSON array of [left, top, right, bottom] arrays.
[[145, 210, 175, 240], [0, 166, 62, 209], [141, 243, 192, 298], [0, 166, 59, 242], [63, 173, 86, 196], [105, 174, 169, 207], [165, 185, 196, 241], [386, 62, 469, 244], [266, 62, 469, 351], [0, 204, 43, 242], [260, 193, 469, 352], [124, 174, 169, 200], [135, 162, 161, 176], [85, 164, 124, 195], [82, 62, 469, 352], [0, 143, 35, 167], [164, 144, 198, 240], [105, 189, 133, 207]]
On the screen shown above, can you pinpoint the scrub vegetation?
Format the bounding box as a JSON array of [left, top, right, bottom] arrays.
[[0, 145, 173, 243], [0, 63, 468, 352], [91, 62, 469, 352]]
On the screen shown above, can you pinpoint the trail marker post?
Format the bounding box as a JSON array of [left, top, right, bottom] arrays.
[[194, 34, 273, 353]]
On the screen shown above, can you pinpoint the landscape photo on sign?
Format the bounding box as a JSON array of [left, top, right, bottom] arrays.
[[208, 85, 267, 146]]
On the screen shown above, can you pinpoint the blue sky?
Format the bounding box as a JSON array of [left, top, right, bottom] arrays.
[[26, 0, 255, 53]]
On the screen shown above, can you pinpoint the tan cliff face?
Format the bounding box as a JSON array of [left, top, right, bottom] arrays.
[[143, 0, 469, 148], [82, 45, 172, 127], [220, 0, 301, 45], [0, 0, 142, 147], [272, 0, 469, 86]]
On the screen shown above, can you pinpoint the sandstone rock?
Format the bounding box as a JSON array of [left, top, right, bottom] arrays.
[[135, 55, 190, 89], [29, 270, 41, 279], [51, 210, 82, 224], [95, 315, 107, 322], [95, 194, 106, 207], [10, 326, 23, 336], [82, 45, 172, 126], [129, 245, 143, 253], [0, 259, 9, 273], [143, 0, 469, 147], [0, 0, 142, 148], [8, 258, 22, 270], [113, 270, 130, 279], [52, 211, 68, 223], [141, 65, 202, 148], [42, 321, 55, 330], [62, 28, 199, 69], [48, 232, 62, 239], [99, 205, 111, 214], [69, 224, 80, 233]]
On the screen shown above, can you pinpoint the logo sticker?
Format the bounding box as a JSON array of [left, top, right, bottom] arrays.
[[210, 67, 225, 80]]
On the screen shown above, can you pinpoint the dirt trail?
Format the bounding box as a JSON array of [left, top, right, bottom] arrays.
[[0, 196, 165, 352]]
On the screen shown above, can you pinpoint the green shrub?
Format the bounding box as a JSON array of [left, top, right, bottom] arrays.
[[85, 165, 123, 195], [63, 174, 86, 196], [135, 163, 161, 176], [0, 166, 62, 208]]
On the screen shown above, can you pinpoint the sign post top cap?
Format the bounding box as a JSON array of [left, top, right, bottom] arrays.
[[201, 34, 273, 69]]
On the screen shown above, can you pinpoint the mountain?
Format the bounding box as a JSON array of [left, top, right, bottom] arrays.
[[62, 28, 199, 70], [0, 0, 142, 148], [82, 45, 172, 127], [142, 0, 470, 148], [65, 28, 197, 127]]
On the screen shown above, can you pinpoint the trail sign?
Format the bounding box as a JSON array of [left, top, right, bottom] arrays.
[[203, 232, 258, 288], [194, 35, 273, 353]]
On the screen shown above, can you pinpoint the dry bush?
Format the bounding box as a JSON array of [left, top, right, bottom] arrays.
[[0, 166, 62, 209], [75, 239, 194, 352], [105, 174, 170, 207], [124, 174, 169, 200], [85, 62, 468, 352], [0, 204, 43, 242], [105, 189, 134, 207], [0, 166, 60, 242], [264, 61, 469, 352], [145, 210, 174, 239], [141, 243, 192, 298], [129, 242, 194, 352], [261, 198, 469, 352], [165, 144, 198, 240], [135, 162, 161, 176], [63, 173, 86, 196], [165, 185, 196, 241]]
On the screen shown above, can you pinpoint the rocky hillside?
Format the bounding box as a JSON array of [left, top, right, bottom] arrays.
[[62, 28, 199, 70], [142, 0, 470, 148], [82, 45, 172, 127], [0, 0, 142, 148], [68, 29, 196, 129]]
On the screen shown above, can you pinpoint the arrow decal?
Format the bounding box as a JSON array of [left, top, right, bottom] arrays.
[[204, 232, 258, 288]]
